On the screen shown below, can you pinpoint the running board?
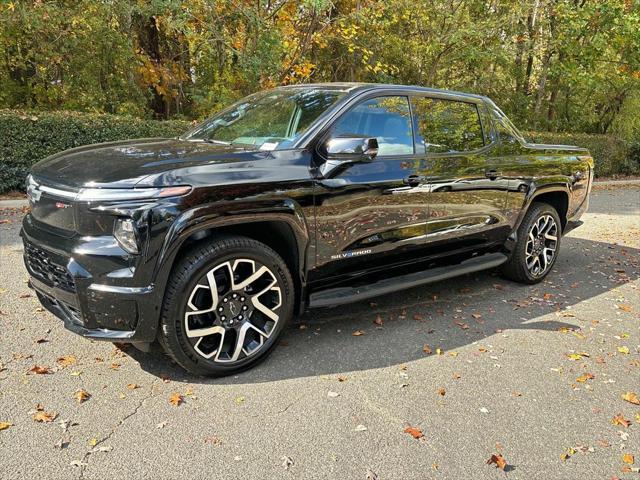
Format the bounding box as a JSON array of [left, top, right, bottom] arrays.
[[308, 252, 508, 309]]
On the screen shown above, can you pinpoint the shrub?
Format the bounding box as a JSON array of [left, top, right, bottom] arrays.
[[523, 131, 636, 178], [0, 110, 637, 193], [0, 110, 191, 193]]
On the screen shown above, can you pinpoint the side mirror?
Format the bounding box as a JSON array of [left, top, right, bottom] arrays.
[[326, 137, 379, 160]]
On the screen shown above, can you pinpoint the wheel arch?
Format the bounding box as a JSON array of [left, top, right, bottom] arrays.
[[153, 200, 311, 315], [505, 184, 570, 253], [520, 184, 570, 232]]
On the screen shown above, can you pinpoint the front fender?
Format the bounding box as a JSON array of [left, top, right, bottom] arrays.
[[151, 198, 311, 292]]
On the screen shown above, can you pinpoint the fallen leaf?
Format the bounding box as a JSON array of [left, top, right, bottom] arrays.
[[126, 383, 139, 390], [437, 387, 446, 396], [612, 414, 631, 428], [617, 346, 630, 355], [281, 456, 294, 470], [436, 348, 443, 355], [373, 315, 383, 326], [0, 422, 12, 431], [28, 365, 51, 375], [92, 445, 113, 453], [352, 330, 365, 336], [422, 345, 432, 354], [486, 453, 506, 470], [566, 352, 589, 361], [365, 469, 379, 480], [404, 426, 423, 439], [74, 390, 90, 404], [234, 395, 245, 405], [33, 410, 56, 423], [169, 393, 183, 406], [56, 355, 77, 367], [623, 454, 634, 465], [618, 305, 632, 313], [54, 438, 69, 450], [576, 373, 595, 383], [455, 321, 469, 330], [622, 392, 640, 405]]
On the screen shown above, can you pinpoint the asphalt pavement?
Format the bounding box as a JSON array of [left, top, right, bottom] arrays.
[[0, 187, 638, 479]]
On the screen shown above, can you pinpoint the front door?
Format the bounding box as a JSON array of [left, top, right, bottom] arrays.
[[311, 95, 430, 282], [410, 95, 512, 254]]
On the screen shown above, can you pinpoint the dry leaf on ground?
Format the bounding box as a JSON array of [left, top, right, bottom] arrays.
[[622, 392, 640, 405], [33, 410, 56, 423], [612, 414, 631, 428], [404, 426, 423, 439], [56, 355, 77, 367], [486, 453, 507, 470], [29, 365, 51, 374], [169, 393, 183, 406], [576, 373, 595, 383], [74, 390, 91, 404]]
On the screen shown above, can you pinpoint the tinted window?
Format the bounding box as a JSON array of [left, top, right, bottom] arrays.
[[331, 96, 414, 156], [186, 88, 345, 150], [411, 98, 484, 153]]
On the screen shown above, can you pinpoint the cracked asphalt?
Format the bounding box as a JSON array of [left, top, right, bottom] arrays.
[[0, 187, 639, 480]]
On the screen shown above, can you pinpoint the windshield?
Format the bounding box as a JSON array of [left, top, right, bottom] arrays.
[[185, 88, 346, 150]]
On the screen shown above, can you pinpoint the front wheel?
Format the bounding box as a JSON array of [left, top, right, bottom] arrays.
[[501, 202, 562, 284], [159, 235, 294, 376]]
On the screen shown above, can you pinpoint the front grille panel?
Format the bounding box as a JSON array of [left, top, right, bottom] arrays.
[[25, 243, 76, 292]]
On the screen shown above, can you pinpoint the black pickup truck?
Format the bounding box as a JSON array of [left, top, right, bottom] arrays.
[[21, 83, 593, 376]]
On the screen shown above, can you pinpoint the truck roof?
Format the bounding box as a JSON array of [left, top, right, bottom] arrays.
[[278, 82, 490, 102]]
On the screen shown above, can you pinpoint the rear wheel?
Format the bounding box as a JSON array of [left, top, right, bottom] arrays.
[[159, 235, 294, 376], [501, 202, 561, 284]]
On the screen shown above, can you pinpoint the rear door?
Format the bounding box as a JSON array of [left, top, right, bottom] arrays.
[[311, 94, 430, 281], [410, 95, 512, 253]]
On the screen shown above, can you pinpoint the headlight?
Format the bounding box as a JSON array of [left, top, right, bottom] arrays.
[[114, 218, 139, 254]]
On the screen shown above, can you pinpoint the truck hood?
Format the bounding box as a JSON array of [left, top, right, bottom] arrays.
[[31, 138, 270, 189]]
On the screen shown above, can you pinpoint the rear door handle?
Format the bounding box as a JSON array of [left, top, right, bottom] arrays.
[[403, 174, 422, 187], [485, 169, 502, 180]]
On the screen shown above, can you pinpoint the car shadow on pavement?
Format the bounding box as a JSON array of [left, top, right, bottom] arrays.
[[125, 236, 639, 384]]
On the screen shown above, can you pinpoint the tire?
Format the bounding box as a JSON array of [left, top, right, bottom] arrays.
[[501, 202, 562, 284], [158, 235, 294, 377]]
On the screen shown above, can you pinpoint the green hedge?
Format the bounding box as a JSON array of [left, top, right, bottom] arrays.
[[0, 110, 191, 193], [0, 110, 637, 193], [523, 131, 637, 177]]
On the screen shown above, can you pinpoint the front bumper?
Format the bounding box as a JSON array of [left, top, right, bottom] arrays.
[[21, 214, 160, 343]]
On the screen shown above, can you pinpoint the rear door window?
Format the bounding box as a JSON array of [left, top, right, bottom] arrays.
[[411, 97, 485, 154]]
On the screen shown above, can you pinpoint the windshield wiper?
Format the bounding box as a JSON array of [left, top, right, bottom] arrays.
[[202, 138, 232, 145]]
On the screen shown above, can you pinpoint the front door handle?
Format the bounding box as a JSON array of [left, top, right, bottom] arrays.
[[485, 169, 502, 180], [403, 174, 422, 187]]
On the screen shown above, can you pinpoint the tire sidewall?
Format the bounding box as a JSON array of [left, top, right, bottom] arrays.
[[161, 240, 294, 376], [516, 203, 562, 283]]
